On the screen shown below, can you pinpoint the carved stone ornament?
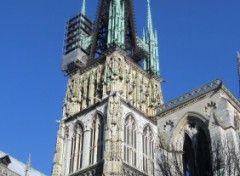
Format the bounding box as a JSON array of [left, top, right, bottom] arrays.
[[163, 120, 174, 131], [205, 101, 217, 117]]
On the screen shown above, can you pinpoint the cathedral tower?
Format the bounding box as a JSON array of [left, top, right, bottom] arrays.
[[51, 0, 163, 175]]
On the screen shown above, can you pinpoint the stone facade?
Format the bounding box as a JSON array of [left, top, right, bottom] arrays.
[[51, 51, 161, 176], [51, 0, 240, 175], [62, 51, 163, 119], [0, 163, 20, 176], [157, 80, 240, 175]]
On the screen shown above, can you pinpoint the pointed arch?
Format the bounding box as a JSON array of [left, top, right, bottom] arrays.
[[170, 112, 212, 176], [171, 112, 209, 147], [89, 112, 104, 164], [69, 122, 84, 173], [124, 114, 137, 167], [143, 125, 154, 174]]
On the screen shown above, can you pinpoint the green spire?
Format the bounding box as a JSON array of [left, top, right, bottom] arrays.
[[147, 0, 153, 37], [107, 0, 125, 47], [143, 0, 160, 75], [81, 0, 86, 15]]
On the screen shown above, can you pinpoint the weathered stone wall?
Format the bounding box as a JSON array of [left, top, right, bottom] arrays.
[[157, 88, 240, 175], [0, 164, 20, 176], [63, 51, 163, 119], [52, 51, 163, 176]]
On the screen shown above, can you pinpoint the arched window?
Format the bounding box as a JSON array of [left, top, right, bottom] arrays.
[[69, 123, 84, 173], [143, 125, 154, 174], [89, 113, 104, 164], [124, 115, 137, 167], [183, 122, 212, 176]]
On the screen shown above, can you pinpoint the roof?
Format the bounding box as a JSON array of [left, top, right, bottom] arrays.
[[158, 79, 240, 116], [0, 151, 46, 176]]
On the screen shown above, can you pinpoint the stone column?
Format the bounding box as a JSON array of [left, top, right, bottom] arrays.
[[51, 121, 65, 176], [103, 95, 123, 175]]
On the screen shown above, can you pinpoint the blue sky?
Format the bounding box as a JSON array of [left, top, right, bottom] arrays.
[[0, 0, 239, 175]]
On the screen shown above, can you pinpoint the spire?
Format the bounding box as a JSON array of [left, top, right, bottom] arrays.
[[155, 29, 159, 73], [143, 0, 160, 75], [147, 0, 153, 36], [81, 0, 86, 15], [90, 0, 138, 59], [107, 0, 125, 47], [24, 154, 31, 176]]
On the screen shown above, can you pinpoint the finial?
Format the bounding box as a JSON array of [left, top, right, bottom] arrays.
[[147, 0, 153, 33], [81, 0, 86, 15], [24, 154, 31, 176]]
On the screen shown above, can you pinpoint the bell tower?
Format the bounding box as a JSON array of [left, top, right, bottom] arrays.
[[51, 0, 163, 175]]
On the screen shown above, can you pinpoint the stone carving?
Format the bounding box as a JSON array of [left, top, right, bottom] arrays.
[[205, 101, 217, 127], [103, 95, 123, 175], [63, 51, 163, 118], [52, 121, 65, 176], [103, 52, 125, 94], [164, 120, 174, 131], [234, 110, 240, 129], [205, 101, 217, 113], [65, 76, 81, 117]]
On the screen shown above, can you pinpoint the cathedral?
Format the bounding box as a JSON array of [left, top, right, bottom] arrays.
[[51, 0, 240, 176]]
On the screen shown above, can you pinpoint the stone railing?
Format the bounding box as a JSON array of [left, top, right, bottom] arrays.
[[160, 79, 222, 112], [70, 162, 103, 176], [122, 162, 148, 176]]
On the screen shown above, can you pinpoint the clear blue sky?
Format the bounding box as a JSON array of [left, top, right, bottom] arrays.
[[0, 0, 239, 175]]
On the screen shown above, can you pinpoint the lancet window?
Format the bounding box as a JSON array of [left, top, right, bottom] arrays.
[[124, 115, 137, 167], [89, 113, 104, 164], [69, 123, 84, 173], [143, 125, 154, 174]]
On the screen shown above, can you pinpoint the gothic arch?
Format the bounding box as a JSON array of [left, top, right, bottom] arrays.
[[142, 123, 154, 134], [93, 110, 104, 119], [89, 112, 104, 164], [171, 112, 209, 147], [69, 122, 84, 173], [124, 112, 137, 123], [124, 114, 137, 167], [73, 120, 85, 132], [142, 125, 154, 174], [170, 112, 212, 176]]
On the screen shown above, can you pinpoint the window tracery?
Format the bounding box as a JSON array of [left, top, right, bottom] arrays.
[[69, 123, 84, 173], [89, 113, 104, 164], [124, 115, 137, 167], [143, 125, 154, 174]]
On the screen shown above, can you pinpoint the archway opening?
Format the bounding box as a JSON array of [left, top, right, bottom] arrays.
[[183, 120, 212, 176]]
